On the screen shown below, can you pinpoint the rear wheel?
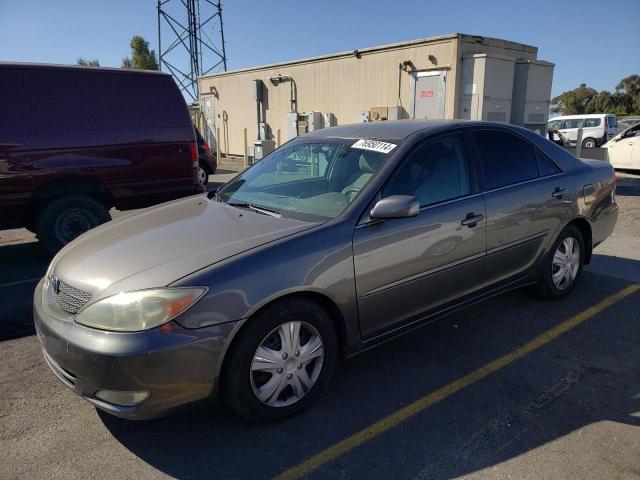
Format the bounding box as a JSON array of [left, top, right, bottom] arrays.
[[532, 225, 584, 299], [222, 298, 337, 422], [36, 195, 110, 254], [582, 138, 596, 148], [197, 163, 209, 187]]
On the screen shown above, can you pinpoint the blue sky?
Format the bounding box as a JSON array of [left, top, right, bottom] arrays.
[[1, 0, 638, 97]]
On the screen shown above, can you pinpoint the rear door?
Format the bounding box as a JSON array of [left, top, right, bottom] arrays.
[[471, 128, 571, 287], [354, 131, 486, 339]]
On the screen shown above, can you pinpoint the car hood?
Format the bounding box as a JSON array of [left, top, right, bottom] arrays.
[[50, 195, 319, 301]]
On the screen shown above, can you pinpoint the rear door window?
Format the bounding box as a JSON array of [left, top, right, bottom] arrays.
[[607, 116, 617, 128], [584, 118, 601, 127], [563, 118, 585, 129], [472, 129, 540, 190]]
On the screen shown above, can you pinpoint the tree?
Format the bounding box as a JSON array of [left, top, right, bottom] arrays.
[[550, 83, 598, 115], [77, 58, 100, 67], [615, 74, 640, 113], [551, 75, 640, 116], [122, 36, 158, 70]]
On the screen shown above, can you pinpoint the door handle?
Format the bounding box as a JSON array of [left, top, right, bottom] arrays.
[[461, 212, 484, 227], [552, 187, 567, 199]]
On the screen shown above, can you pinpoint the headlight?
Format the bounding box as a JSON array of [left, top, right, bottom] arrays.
[[75, 287, 207, 332]]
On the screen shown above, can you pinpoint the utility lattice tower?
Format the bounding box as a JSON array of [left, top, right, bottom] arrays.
[[157, 0, 228, 102]]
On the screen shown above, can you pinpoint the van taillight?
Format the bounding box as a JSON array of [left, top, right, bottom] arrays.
[[190, 142, 198, 166]]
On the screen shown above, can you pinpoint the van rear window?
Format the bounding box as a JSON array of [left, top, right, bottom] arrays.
[[1, 67, 190, 134], [584, 118, 601, 127], [563, 119, 585, 129]]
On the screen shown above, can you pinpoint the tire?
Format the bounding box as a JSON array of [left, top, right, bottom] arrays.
[[36, 195, 111, 255], [197, 163, 209, 187], [582, 138, 596, 149], [222, 298, 337, 422], [532, 225, 584, 300]]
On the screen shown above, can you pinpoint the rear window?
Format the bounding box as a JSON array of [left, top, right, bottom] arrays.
[[607, 116, 617, 127], [0, 66, 190, 134], [473, 129, 540, 190], [584, 118, 601, 127]]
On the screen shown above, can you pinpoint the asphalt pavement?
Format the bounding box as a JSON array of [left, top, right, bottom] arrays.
[[1, 171, 639, 480]]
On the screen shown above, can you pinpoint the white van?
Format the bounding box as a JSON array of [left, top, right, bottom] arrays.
[[547, 114, 618, 148]]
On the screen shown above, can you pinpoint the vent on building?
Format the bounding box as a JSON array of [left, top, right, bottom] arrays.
[[528, 112, 546, 123], [487, 111, 506, 122]]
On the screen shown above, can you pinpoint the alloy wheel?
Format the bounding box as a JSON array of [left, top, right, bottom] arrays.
[[250, 321, 324, 407], [197, 166, 208, 186], [551, 236, 580, 290]]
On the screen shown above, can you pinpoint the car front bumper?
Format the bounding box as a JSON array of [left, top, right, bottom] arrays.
[[33, 279, 239, 420]]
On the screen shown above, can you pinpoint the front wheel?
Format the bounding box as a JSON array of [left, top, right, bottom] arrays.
[[35, 195, 111, 254], [222, 298, 337, 422], [532, 225, 584, 299]]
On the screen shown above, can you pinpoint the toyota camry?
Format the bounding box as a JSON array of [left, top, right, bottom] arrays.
[[34, 120, 618, 422]]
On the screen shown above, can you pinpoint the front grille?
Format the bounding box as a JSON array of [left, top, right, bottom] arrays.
[[52, 279, 92, 314]]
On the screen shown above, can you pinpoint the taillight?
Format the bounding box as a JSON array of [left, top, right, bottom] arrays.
[[190, 142, 198, 166], [202, 143, 210, 154]]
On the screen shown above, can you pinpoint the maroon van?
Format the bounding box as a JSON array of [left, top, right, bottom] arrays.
[[0, 62, 204, 253]]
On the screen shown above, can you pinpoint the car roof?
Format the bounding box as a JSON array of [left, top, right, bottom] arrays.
[[303, 119, 494, 142], [0, 61, 169, 77], [549, 114, 614, 120]]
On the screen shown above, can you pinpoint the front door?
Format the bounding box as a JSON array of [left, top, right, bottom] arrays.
[[353, 132, 486, 339], [411, 71, 446, 119]]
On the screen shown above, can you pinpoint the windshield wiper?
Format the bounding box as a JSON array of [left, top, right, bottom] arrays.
[[228, 202, 281, 217]]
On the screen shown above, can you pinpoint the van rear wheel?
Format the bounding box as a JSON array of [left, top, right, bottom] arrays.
[[582, 138, 596, 148], [36, 195, 110, 254]]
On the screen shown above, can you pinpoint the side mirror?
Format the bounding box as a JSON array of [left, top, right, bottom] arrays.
[[370, 195, 420, 220]]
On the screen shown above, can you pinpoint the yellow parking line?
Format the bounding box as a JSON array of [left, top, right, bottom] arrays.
[[274, 284, 640, 480]]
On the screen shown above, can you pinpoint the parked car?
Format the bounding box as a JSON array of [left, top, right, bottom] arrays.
[[35, 120, 618, 422], [547, 114, 618, 148], [617, 116, 640, 133], [195, 128, 217, 187], [603, 122, 640, 171], [0, 62, 204, 253]]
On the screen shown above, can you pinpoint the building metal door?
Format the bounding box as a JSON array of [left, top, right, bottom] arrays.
[[410, 70, 446, 119], [201, 94, 216, 146]]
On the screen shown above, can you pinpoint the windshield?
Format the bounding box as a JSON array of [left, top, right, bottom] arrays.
[[216, 138, 394, 220]]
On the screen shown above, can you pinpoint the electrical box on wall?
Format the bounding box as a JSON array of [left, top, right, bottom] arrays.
[[388, 106, 408, 120], [458, 54, 515, 123], [306, 112, 324, 131], [324, 112, 337, 127], [357, 111, 370, 123], [370, 107, 388, 121], [511, 60, 554, 134], [253, 140, 276, 160]]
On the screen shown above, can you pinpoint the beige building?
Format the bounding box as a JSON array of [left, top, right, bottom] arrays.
[[198, 33, 554, 157]]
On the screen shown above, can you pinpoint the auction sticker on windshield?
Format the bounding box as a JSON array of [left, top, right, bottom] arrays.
[[351, 139, 397, 154]]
